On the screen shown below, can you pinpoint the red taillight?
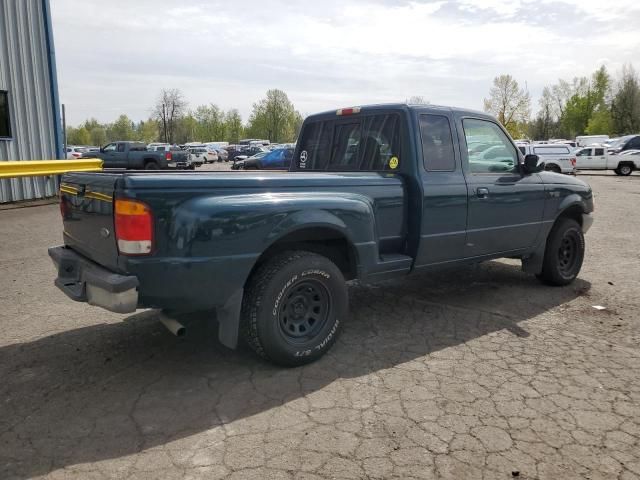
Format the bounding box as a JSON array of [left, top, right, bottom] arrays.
[[336, 107, 361, 116], [571, 157, 576, 166], [165, 151, 172, 161], [114, 199, 153, 255], [72, 153, 81, 158]]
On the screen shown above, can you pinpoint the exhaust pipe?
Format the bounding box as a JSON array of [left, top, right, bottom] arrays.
[[158, 313, 186, 337]]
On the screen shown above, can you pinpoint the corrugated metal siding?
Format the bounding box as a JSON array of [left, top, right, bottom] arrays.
[[0, 0, 58, 202]]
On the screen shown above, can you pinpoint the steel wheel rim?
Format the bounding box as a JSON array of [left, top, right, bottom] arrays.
[[278, 279, 331, 343], [621, 165, 631, 174], [557, 231, 579, 275]]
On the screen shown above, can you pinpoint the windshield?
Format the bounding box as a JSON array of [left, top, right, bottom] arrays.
[[609, 136, 631, 148]]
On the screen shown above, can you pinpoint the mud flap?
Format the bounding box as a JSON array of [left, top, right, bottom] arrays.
[[217, 289, 243, 349], [521, 241, 545, 275]]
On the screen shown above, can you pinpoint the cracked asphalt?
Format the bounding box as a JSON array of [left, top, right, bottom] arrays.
[[0, 172, 639, 480]]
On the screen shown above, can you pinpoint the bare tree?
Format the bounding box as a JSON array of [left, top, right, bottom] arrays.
[[153, 89, 187, 144], [483, 74, 530, 137]]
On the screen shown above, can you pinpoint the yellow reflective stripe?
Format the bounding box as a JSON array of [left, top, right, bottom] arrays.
[[85, 191, 113, 203], [60, 186, 78, 195]]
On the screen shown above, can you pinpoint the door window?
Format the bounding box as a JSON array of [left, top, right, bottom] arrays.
[[103, 143, 117, 152], [576, 148, 591, 156], [462, 119, 517, 173], [419, 114, 455, 171]]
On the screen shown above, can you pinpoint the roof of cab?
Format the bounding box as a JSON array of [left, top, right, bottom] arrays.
[[306, 102, 493, 121]]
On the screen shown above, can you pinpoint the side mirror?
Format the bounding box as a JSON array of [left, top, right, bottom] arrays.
[[100, 147, 105, 153], [523, 154, 542, 174]]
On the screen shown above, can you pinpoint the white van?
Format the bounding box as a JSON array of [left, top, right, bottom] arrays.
[[518, 143, 576, 174], [576, 135, 609, 147]]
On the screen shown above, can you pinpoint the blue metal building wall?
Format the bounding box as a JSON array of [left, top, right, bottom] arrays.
[[0, 0, 62, 203]]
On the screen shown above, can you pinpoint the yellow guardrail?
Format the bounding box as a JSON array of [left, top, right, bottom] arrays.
[[0, 159, 104, 179]]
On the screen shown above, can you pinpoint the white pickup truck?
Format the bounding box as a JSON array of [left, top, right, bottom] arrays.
[[575, 146, 640, 176]]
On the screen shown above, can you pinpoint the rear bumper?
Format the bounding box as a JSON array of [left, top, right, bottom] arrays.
[[48, 246, 139, 314]]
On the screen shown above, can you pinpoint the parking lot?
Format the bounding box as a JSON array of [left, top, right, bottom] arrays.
[[0, 172, 639, 480]]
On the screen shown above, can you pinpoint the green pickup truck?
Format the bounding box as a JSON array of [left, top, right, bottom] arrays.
[[50, 104, 594, 366]]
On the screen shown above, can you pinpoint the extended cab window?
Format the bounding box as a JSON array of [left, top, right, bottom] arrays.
[[463, 119, 517, 173], [296, 114, 401, 171], [117, 143, 126, 153], [594, 148, 605, 156], [419, 114, 455, 171]]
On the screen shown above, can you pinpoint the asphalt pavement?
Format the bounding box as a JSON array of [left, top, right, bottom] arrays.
[[0, 171, 639, 480]]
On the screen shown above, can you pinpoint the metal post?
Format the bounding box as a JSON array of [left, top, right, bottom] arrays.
[[62, 103, 67, 156]]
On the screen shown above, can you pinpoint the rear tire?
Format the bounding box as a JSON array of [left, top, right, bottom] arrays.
[[145, 161, 159, 170], [618, 163, 633, 176], [536, 218, 584, 286], [241, 251, 348, 367]]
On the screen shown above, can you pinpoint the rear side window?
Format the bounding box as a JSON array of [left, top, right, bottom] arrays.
[[518, 146, 526, 155], [419, 114, 455, 171], [117, 143, 126, 153], [533, 146, 570, 155], [296, 113, 401, 171], [594, 148, 605, 156]]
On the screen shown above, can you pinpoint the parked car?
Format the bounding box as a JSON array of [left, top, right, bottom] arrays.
[[50, 103, 594, 366], [517, 144, 576, 174], [188, 147, 218, 165], [66, 146, 87, 159], [233, 145, 268, 162], [150, 144, 192, 169], [575, 145, 639, 175], [608, 134, 640, 155], [82, 141, 187, 170], [214, 147, 229, 162], [231, 150, 269, 170], [232, 148, 294, 170]]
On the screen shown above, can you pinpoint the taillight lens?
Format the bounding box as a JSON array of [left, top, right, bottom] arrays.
[[165, 151, 173, 161], [59, 196, 70, 219], [571, 157, 576, 166], [114, 199, 153, 255]]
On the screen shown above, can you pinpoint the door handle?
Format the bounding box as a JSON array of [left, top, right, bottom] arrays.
[[476, 187, 489, 199]]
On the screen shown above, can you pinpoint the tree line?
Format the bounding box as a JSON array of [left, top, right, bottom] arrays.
[[66, 88, 304, 147], [484, 63, 640, 140]]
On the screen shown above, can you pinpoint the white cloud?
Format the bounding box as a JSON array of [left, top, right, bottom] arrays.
[[50, 0, 640, 125]]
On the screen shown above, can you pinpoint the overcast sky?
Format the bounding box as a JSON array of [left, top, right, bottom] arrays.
[[51, 0, 640, 126]]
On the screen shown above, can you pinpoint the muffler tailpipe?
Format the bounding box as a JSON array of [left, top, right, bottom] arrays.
[[159, 313, 186, 337]]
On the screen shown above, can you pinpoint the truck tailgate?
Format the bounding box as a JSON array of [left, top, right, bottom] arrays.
[[60, 172, 122, 271]]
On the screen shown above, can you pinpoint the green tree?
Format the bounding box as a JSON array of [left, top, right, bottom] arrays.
[[611, 64, 640, 134], [89, 126, 107, 147], [483, 74, 531, 137], [246, 89, 300, 142], [107, 114, 135, 141], [175, 114, 198, 144], [136, 119, 159, 143], [66, 126, 91, 145], [224, 109, 244, 143], [585, 110, 613, 135], [560, 66, 612, 137]]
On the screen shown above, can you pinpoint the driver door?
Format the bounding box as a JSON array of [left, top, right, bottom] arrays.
[[460, 118, 546, 257]]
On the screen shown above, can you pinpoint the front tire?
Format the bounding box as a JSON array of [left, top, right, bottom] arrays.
[[241, 251, 348, 367], [536, 218, 584, 286]]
